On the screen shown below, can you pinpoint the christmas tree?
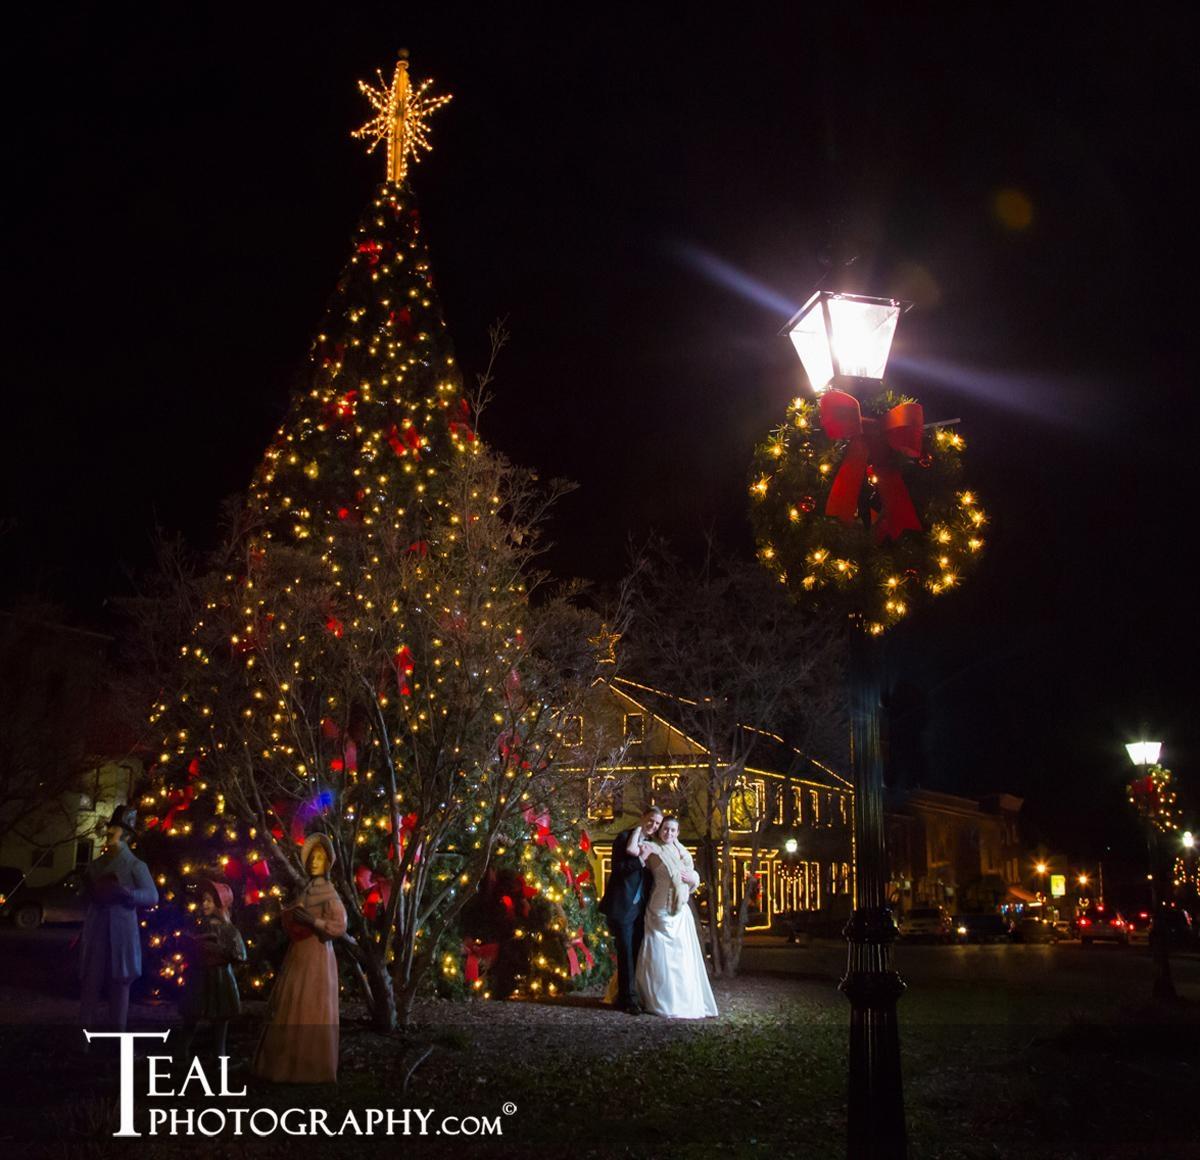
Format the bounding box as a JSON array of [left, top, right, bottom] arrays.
[[141, 52, 616, 1029]]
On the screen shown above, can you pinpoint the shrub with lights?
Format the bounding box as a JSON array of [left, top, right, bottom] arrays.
[[439, 810, 610, 1001]]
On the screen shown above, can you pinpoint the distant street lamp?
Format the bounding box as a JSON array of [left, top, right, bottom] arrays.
[[1126, 740, 1177, 1003], [1077, 873, 1089, 888], [784, 837, 799, 855], [784, 288, 909, 1159], [1184, 832, 1195, 850]]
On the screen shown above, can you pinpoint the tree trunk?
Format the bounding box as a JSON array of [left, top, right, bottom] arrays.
[[342, 935, 398, 1031], [396, 974, 421, 1028], [364, 947, 398, 1031]]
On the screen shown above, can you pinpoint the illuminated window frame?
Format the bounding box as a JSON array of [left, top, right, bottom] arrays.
[[623, 713, 646, 742], [561, 715, 584, 747], [587, 777, 617, 822], [729, 778, 765, 832], [651, 772, 682, 809]]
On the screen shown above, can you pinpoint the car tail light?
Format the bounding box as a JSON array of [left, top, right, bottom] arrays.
[[1078, 917, 1091, 926]]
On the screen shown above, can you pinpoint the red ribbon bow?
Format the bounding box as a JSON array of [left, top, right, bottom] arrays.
[[393, 646, 415, 697], [387, 423, 423, 460], [463, 939, 500, 983], [819, 390, 924, 542], [522, 806, 558, 850], [567, 928, 596, 977]]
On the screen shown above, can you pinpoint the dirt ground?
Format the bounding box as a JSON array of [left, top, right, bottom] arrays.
[[3, 934, 1199, 1159]]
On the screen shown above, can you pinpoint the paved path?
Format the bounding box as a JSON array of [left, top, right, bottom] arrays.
[[741, 935, 1200, 1025]]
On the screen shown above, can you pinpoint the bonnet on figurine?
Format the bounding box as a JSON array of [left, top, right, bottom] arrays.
[[105, 804, 138, 835], [198, 878, 234, 915], [300, 832, 335, 876]]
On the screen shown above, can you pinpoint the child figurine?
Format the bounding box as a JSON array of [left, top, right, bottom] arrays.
[[177, 880, 246, 1063]]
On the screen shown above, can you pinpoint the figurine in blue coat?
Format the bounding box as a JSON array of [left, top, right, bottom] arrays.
[[79, 805, 158, 1032]]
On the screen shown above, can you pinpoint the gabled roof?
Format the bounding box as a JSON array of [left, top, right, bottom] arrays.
[[609, 676, 851, 792]]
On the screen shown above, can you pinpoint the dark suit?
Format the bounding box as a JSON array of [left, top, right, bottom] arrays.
[[599, 826, 652, 1007]]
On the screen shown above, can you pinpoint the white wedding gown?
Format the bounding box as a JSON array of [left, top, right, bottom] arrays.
[[635, 850, 719, 1019]]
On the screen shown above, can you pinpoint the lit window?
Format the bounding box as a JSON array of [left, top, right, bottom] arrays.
[[729, 779, 764, 831], [652, 773, 682, 809], [561, 715, 583, 747], [587, 778, 617, 822], [623, 713, 645, 742]]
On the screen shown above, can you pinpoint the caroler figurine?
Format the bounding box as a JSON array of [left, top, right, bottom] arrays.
[[79, 805, 158, 1032], [177, 879, 246, 1063], [252, 833, 347, 1083]]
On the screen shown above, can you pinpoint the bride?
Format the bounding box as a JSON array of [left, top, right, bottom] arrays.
[[633, 816, 719, 1019]]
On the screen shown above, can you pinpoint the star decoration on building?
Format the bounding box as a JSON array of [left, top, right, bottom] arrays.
[[588, 623, 622, 665], [352, 50, 452, 185]]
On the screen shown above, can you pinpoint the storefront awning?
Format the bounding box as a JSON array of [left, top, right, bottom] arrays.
[[1005, 884, 1038, 903]]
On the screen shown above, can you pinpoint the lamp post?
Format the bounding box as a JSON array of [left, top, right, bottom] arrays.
[[784, 289, 909, 1159], [1182, 832, 1199, 922], [1126, 741, 1177, 1003]]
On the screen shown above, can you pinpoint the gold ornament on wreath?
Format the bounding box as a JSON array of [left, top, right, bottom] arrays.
[[750, 389, 987, 634]]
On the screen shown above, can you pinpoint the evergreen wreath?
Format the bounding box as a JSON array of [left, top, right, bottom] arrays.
[[750, 389, 987, 633]]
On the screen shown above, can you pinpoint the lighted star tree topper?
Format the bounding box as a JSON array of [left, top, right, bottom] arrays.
[[352, 49, 452, 184]]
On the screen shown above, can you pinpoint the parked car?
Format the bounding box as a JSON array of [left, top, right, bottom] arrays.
[[1013, 915, 1058, 943], [0, 866, 87, 929], [1077, 907, 1130, 945], [899, 906, 953, 942], [0, 867, 23, 914], [1126, 908, 1193, 949], [1126, 911, 1151, 946], [953, 913, 1012, 943]]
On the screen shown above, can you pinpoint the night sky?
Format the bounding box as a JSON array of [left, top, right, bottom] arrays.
[[4, 7, 1195, 876]]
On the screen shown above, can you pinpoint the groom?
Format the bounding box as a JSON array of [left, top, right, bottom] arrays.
[[599, 806, 662, 1015]]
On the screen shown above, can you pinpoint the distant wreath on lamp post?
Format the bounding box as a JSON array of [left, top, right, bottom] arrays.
[[749, 389, 987, 634]]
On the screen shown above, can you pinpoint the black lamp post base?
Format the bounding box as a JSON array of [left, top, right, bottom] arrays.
[[841, 905, 907, 1159]]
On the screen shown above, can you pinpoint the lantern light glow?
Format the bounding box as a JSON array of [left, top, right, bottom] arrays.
[[1126, 741, 1163, 767], [783, 290, 907, 393]]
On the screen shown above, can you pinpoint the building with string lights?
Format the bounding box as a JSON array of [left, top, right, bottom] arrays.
[[562, 676, 857, 932]]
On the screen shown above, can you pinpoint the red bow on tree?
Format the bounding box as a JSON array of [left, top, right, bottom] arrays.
[[357, 239, 385, 266], [819, 390, 924, 542], [463, 939, 500, 983], [387, 423, 423, 459], [567, 929, 596, 977], [448, 397, 475, 443], [321, 716, 358, 774], [522, 806, 558, 850], [393, 646, 415, 697]]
